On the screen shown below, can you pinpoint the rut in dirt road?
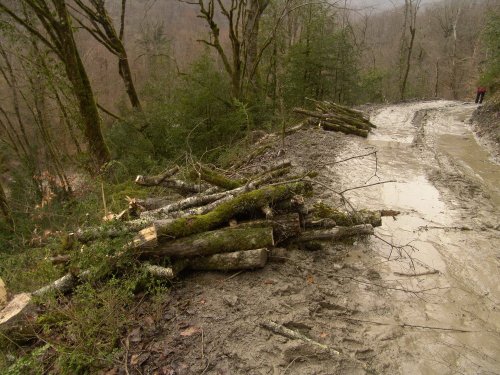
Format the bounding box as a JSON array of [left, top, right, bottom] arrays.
[[334, 100, 500, 375]]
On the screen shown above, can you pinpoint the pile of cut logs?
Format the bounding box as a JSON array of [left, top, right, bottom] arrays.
[[0, 160, 389, 332], [294, 101, 376, 137]]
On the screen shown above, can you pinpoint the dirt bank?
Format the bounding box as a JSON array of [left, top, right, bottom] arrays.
[[110, 101, 500, 375], [471, 101, 500, 163]]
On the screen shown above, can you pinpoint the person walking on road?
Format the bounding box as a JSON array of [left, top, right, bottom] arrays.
[[475, 86, 486, 104]]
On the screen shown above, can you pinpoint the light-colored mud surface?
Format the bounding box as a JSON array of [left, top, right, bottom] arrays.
[[124, 101, 500, 375]]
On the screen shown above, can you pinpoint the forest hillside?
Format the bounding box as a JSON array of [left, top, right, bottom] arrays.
[[0, 0, 499, 373]]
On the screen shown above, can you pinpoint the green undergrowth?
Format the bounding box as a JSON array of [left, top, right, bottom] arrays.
[[0, 172, 176, 373]]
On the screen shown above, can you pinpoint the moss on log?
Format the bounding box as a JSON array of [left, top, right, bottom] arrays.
[[145, 227, 274, 258], [189, 248, 268, 271], [311, 203, 382, 227], [135, 166, 179, 186], [298, 224, 374, 242], [236, 213, 301, 243], [190, 164, 246, 190], [155, 182, 312, 239]]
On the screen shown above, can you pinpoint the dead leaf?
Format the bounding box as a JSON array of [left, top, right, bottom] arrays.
[[128, 327, 142, 343], [306, 274, 315, 284], [130, 352, 150, 366], [180, 326, 201, 337], [144, 315, 154, 326], [263, 279, 277, 285], [319, 332, 329, 338]]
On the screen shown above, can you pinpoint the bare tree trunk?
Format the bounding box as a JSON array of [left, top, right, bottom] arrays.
[[400, 0, 421, 100]]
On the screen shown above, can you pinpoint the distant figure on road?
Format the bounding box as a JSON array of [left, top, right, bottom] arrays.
[[475, 86, 486, 104]]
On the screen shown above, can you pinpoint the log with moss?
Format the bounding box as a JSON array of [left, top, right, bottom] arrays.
[[189, 248, 268, 271], [310, 203, 382, 227], [298, 224, 374, 242], [135, 166, 179, 186], [0, 270, 90, 333], [235, 213, 301, 243], [140, 227, 274, 259], [189, 163, 247, 190], [153, 182, 312, 239]]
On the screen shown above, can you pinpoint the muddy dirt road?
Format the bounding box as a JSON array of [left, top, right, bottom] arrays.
[[130, 101, 500, 375], [336, 100, 500, 374]]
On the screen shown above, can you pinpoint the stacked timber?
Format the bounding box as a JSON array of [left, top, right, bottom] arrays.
[[293, 101, 376, 138], [0, 159, 386, 332]]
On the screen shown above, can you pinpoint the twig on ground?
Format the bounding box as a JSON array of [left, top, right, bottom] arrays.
[[394, 270, 439, 277], [260, 320, 340, 355]]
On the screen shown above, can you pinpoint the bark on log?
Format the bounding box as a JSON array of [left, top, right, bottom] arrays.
[[303, 218, 337, 229], [298, 224, 374, 242], [135, 197, 174, 211], [190, 163, 246, 190], [159, 178, 208, 194], [143, 227, 274, 259], [318, 120, 369, 138], [154, 182, 311, 239], [135, 166, 179, 186], [140, 162, 291, 222], [310, 205, 382, 228], [189, 248, 268, 271], [236, 213, 301, 243], [0, 270, 90, 332], [143, 260, 189, 280]]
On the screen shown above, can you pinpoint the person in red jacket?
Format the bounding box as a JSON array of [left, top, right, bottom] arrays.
[[475, 86, 486, 104]]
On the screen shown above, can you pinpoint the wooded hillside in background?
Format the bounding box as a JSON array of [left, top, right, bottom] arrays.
[[0, 0, 498, 237]]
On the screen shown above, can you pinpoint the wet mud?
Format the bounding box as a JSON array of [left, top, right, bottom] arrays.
[[122, 101, 500, 375]]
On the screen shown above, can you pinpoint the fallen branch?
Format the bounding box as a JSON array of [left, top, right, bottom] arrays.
[[140, 227, 274, 259], [189, 248, 268, 271], [261, 320, 340, 355], [135, 166, 179, 186], [297, 224, 374, 242]]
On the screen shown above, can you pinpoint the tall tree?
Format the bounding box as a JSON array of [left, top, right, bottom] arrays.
[[0, 0, 110, 168], [185, 0, 270, 100], [399, 0, 421, 100], [71, 0, 143, 111]]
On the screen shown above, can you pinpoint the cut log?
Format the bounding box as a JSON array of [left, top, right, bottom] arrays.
[[236, 213, 301, 243], [140, 163, 291, 222], [154, 182, 311, 239], [143, 260, 189, 280], [310, 204, 382, 228], [298, 224, 374, 242], [134, 196, 174, 211], [159, 178, 208, 194], [0, 270, 90, 332], [142, 227, 274, 259], [319, 120, 369, 138], [135, 166, 179, 186], [189, 248, 268, 271], [303, 218, 337, 229], [190, 163, 246, 190], [130, 226, 158, 250]]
